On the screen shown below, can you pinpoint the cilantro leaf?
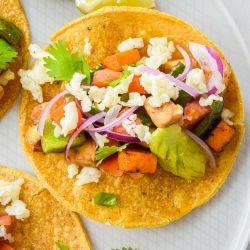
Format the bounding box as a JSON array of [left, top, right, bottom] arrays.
[[56, 242, 69, 250], [95, 143, 129, 166], [0, 38, 17, 70], [44, 40, 90, 82], [94, 192, 118, 207]]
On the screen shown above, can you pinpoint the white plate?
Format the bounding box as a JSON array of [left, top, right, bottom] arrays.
[[1, 0, 249, 249]]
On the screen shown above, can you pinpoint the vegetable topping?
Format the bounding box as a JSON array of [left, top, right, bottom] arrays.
[[20, 35, 236, 190]]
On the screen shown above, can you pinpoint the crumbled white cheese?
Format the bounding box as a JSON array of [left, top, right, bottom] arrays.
[[140, 72, 179, 107], [186, 68, 207, 94], [98, 87, 121, 111], [88, 86, 106, 104], [67, 164, 79, 179], [222, 108, 234, 126], [81, 92, 92, 112], [95, 133, 109, 147], [133, 124, 151, 144], [83, 38, 92, 56], [114, 74, 134, 95], [0, 70, 15, 86], [18, 44, 53, 103], [0, 178, 24, 206], [122, 92, 146, 107], [52, 121, 63, 138], [0, 225, 13, 243], [199, 94, 223, 107], [122, 114, 137, 136], [145, 37, 175, 69], [5, 200, 30, 220], [60, 101, 78, 136], [117, 38, 144, 52], [66, 72, 86, 101], [75, 167, 101, 186], [29, 43, 51, 59], [122, 114, 151, 143]]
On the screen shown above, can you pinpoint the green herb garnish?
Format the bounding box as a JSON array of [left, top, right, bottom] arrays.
[[95, 143, 129, 166], [108, 66, 131, 87], [94, 192, 118, 207], [56, 242, 69, 250], [0, 38, 17, 70], [44, 40, 90, 83]]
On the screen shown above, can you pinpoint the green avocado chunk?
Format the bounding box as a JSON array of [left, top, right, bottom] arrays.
[[41, 121, 85, 153], [149, 124, 207, 180]]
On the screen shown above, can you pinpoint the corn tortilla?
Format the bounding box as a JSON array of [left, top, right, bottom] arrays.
[[0, 0, 30, 119], [0, 166, 92, 249], [19, 7, 245, 228]]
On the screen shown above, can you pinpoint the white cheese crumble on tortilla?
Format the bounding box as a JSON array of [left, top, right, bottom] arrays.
[[75, 167, 101, 186], [140, 72, 179, 108], [5, 200, 30, 220], [18, 44, 53, 103], [67, 164, 79, 179], [0, 178, 24, 206], [95, 133, 109, 147], [221, 108, 234, 126], [0, 225, 13, 242], [199, 94, 223, 107], [83, 38, 92, 55], [145, 37, 175, 69], [117, 38, 144, 52], [186, 68, 207, 94], [60, 101, 79, 136]]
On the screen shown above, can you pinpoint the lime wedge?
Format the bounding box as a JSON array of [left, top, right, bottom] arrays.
[[75, 0, 156, 14]]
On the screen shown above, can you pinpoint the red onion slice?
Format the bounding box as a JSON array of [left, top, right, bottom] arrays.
[[101, 130, 140, 143], [176, 45, 193, 81], [183, 129, 216, 168], [189, 42, 224, 94], [65, 112, 106, 161], [38, 89, 69, 136], [206, 46, 224, 77], [139, 66, 200, 98], [85, 106, 139, 133]]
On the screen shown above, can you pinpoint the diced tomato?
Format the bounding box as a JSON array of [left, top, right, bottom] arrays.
[[0, 215, 11, 226], [50, 96, 83, 130], [182, 100, 211, 129], [103, 49, 141, 72], [113, 108, 141, 135], [128, 75, 148, 94], [99, 154, 124, 177], [0, 242, 14, 250], [92, 69, 121, 87]]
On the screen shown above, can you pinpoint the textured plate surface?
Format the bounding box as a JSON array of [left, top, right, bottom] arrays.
[[0, 0, 249, 249]]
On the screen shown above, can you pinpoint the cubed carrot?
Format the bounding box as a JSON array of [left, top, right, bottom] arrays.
[[206, 121, 235, 152], [103, 49, 141, 72], [99, 154, 124, 177], [118, 148, 157, 174]]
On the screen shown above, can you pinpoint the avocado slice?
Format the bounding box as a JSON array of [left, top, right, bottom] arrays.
[[0, 18, 22, 46], [41, 121, 85, 153]]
